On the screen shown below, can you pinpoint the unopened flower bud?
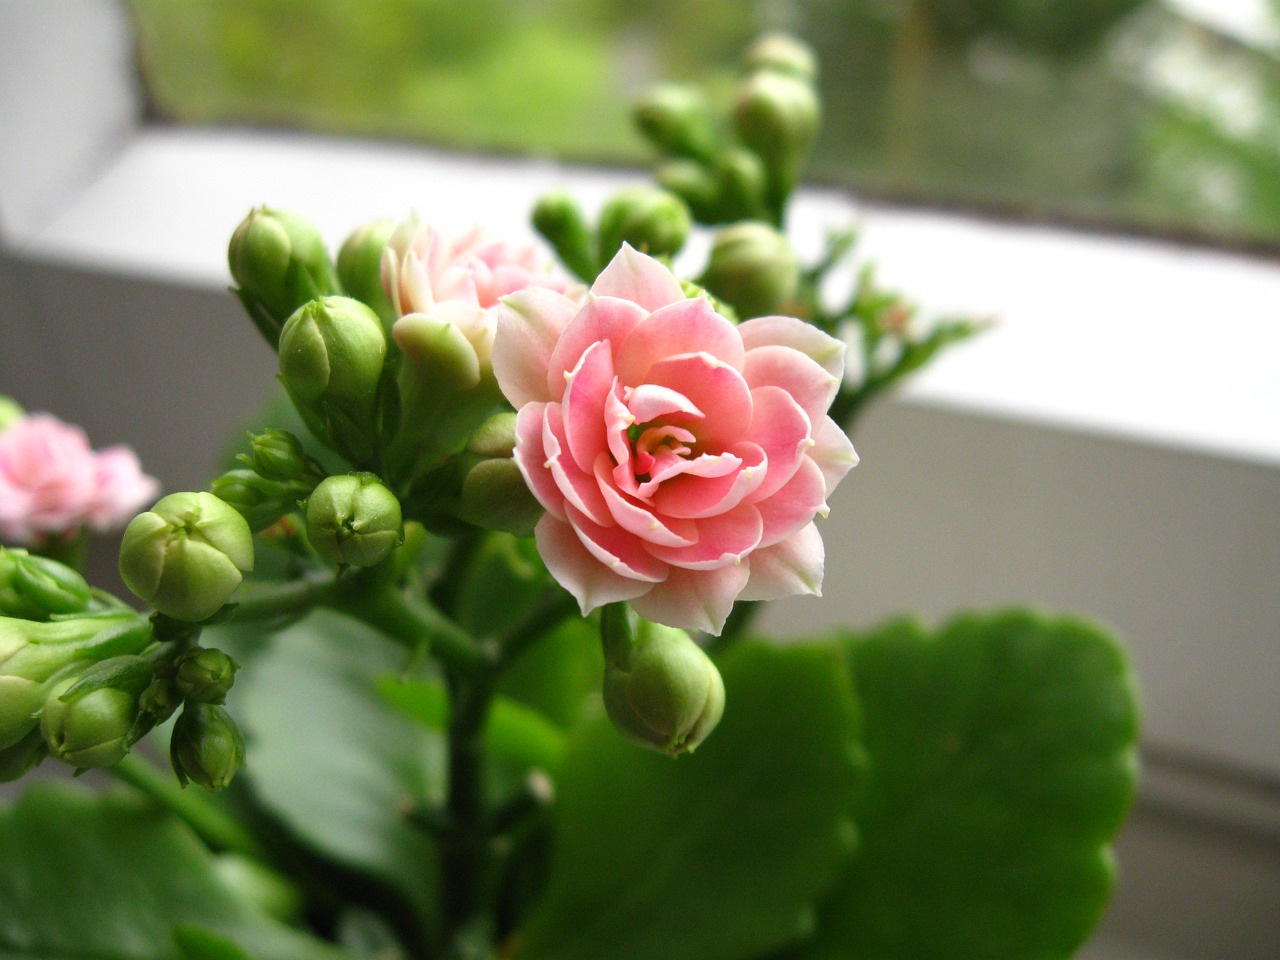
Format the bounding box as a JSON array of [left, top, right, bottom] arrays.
[[633, 84, 718, 162], [733, 71, 820, 181], [337, 218, 397, 329], [40, 677, 138, 769], [119, 492, 255, 622], [0, 549, 93, 620], [211, 470, 307, 534], [0, 674, 45, 751], [602, 611, 724, 756], [656, 160, 719, 223], [713, 149, 768, 222], [699, 222, 799, 320], [597, 188, 691, 263], [171, 703, 245, 791], [1, 614, 147, 688], [278, 296, 388, 465], [0, 395, 23, 432], [305, 473, 402, 568], [229, 207, 341, 347], [244, 429, 320, 483], [743, 33, 818, 82], [174, 647, 238, 705], [532, 192, 596, 282]]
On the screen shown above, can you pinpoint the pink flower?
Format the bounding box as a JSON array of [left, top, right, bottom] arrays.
[[382, 215, 572, 374], [0, 414, 159, 543], [493, 246, 858, 634]]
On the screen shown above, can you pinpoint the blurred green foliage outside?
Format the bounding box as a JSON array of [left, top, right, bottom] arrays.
[[130, 0, 1280, 248]]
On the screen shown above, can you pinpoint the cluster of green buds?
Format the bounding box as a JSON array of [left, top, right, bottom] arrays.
[[533, 186, 691, 283], [212, 428, 326, 534], [635, 33, 819, 228], [600, 606, 724, 757], [0, 597, 153, 780]]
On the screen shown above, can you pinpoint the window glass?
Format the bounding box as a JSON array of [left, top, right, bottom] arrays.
[[128, 0, 1280, 248]]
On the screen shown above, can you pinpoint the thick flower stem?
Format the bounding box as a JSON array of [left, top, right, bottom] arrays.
[[441, 671, 497, 959], [109, 753, 267, 860], [229, 573, 337, 623]]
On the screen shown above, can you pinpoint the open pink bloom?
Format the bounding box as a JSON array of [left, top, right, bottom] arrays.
[[493, 246, 858, 634], [382, 215, 571, 373], [0, 414, 159, 543]]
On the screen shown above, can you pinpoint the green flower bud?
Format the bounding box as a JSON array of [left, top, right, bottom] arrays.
[[138, 674, 181, 725], [337, 218, 397, 329], [40, 677, 138, 769], [211, 469, 306, 533], [656, 160, 720, 223], [713, 149, 768, 222], [699, 222, 799, 320], [743, 33, 818, 82], [597, 188, 691, 263], [0, 395, 23, 432], [243, 428, 320, 483], [0, 548, 93, 620], [733, 71, 820, 183], [602, 611, 724, 756], [171, 703, 245, 791], [1, 614, 147, 686], [633, 84, 718, 162], [119, 492, 255, 622], [278, 296, 388, 465], [229, 207, 341, 347], [173, 647, 238, 705], [0, 675, 45, 750], [305, 473, 402, 568], [532, 192, 596, 282]]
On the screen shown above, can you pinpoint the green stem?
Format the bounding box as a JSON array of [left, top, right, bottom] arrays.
[[230, 573, 337, 622], [110, 754, 267, 860], [330, 577, 492, 677]]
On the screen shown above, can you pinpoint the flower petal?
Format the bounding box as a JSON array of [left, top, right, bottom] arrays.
[[562, 340, 618, 475], [745, 385, 813, 503], [737, 521, 825, 601], [591, 244, 685, 312], [643, 353, 752, 446], [542, 404, 612, 527], [755, 455, 827, 547], [547, 296, 648, 400], [629, 564, 751, 635], [743, 344, 841, 427], [651, 441, 766, 519], [512, 403, 567, 521], [566, 504, 670, 583], [810, 416, 859, 497], [616, 298, 745, 386], [738, 315, 846, 379], [536, 514, 655, 616], [494, 288, 580, 407], [645, 502, 764, 571], [595, 453, 698, 548]]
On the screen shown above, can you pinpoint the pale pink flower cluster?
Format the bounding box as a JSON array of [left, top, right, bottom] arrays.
[[493, 246, 858, 634], [382, 215, 572, 372], [0, 414, 159, 543]]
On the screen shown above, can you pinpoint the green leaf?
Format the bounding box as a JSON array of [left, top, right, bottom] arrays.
[[234, 610, 445, 932], [495, 616, 603, 730], [794, 610, 1139, 960], [0, 781, 357, 960], [514, 642, 863, 960]]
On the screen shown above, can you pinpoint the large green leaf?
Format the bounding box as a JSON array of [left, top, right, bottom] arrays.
[[234, 610, 444, 930], [794, 610, 1139, 960], [0, 781, 357, 960], [514, 642, 863, 960]]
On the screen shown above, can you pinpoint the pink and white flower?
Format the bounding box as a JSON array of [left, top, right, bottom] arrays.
[[493, 246, 858, 634], [382, 214, 572, 377], [0, 414, 159, 543]]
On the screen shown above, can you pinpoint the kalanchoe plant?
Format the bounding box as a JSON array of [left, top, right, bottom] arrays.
[[0, 35, 1136, 960]]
